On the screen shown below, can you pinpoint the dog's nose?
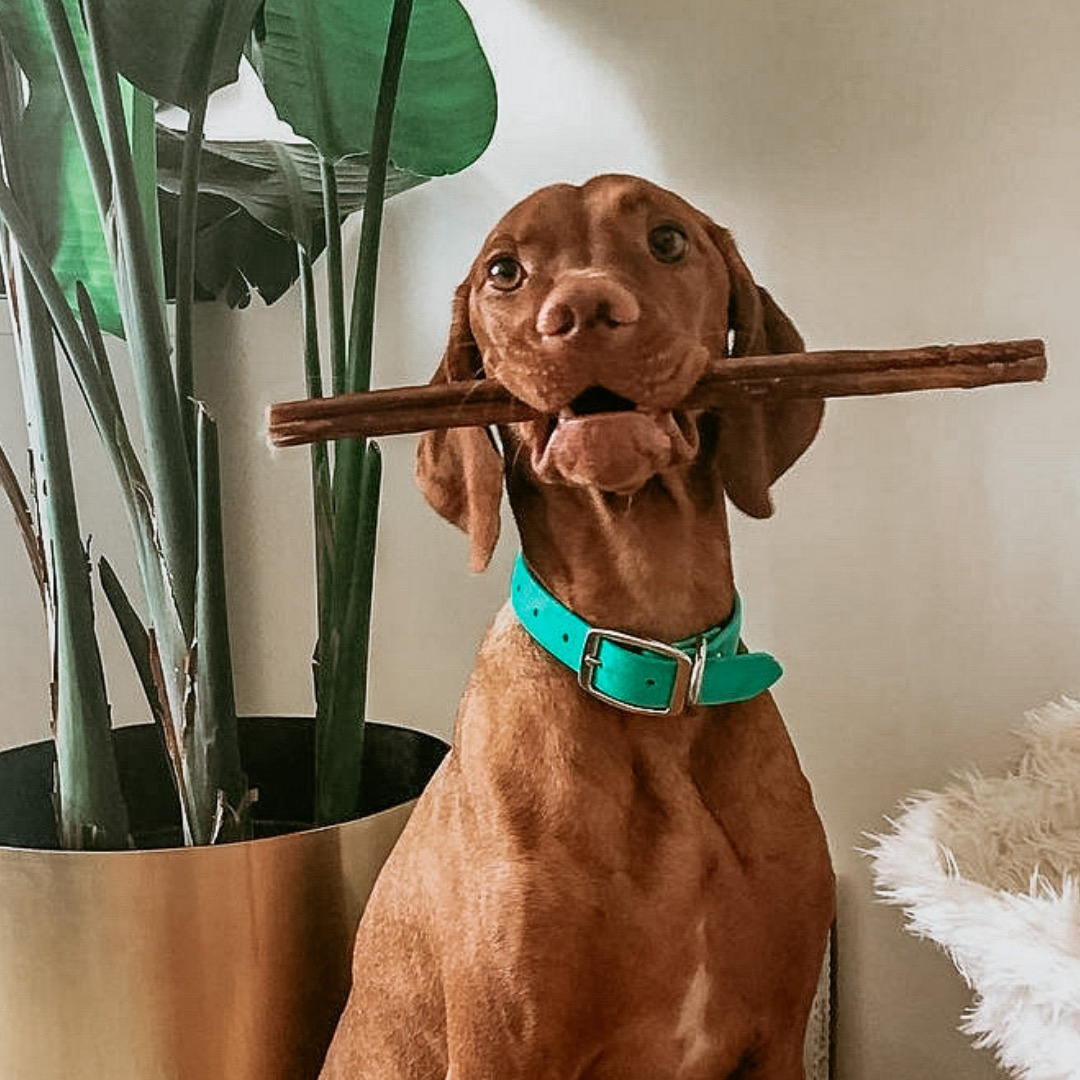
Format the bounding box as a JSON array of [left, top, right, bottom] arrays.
[[536, 273, 640, 340]]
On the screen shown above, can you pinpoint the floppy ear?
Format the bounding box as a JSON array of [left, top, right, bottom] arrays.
[[705, 223, 825, 518], [415, 281, 505, 572]]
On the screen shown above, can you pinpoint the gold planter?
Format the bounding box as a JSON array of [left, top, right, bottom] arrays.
[[0, 719, 446, 1080]]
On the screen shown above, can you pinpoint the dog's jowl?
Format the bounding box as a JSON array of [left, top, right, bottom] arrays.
[[321, 176, 834, 1080]]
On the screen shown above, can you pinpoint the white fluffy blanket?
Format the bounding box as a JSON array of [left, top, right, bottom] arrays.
[[868, 698, 1080, 1080]]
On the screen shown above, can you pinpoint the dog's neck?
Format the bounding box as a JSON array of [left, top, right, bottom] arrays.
[[508, 465, 736, 643]]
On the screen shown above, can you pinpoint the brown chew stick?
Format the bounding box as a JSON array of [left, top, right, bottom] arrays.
[[269, 338, 1047, 447]]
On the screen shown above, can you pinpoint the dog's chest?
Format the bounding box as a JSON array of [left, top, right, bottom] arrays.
[[456, 611, 830, 1070], [474, 721, 807, 1070]]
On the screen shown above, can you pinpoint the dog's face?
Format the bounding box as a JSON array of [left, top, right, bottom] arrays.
[[465, 177, 725, 496], [418, 175, 824, 570]]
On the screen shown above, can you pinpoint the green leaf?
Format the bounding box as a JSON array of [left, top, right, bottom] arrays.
[[95, 0, 264, 109], [156, 132, 428, 306], [256, 0, 497, 173], [159, 188, 306, 307], [156, 128, 428, 248], [0, 0, 122, 331]]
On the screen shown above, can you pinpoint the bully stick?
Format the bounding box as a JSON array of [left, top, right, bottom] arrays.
[[269, 338, 1046, 448]]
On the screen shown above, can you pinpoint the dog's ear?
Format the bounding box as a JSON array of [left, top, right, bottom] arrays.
[[705, 224, 825, 518], [415, 282, 504, 572]]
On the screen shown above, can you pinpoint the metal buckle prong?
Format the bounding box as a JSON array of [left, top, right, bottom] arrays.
[[578, 628, 702, 716], [689, 635, 710, 706]]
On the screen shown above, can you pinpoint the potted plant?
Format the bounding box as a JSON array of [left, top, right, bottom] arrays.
[[0, 0, 495, 1076]]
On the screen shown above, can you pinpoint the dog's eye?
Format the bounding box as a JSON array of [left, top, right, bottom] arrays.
[[648, 224, 689, 264], [486, 256, 525, 291]]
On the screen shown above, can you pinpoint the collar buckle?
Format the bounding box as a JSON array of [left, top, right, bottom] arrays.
[[579, 628, 705, 716]]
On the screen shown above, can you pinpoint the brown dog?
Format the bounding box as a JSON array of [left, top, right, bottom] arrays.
[[321, 175, 835, 1080]]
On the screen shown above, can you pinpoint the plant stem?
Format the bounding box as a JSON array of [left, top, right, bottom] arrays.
[[192, 405, 250, 844], [22, 8, 163, 600], [0, 51, 45, 601], [0, 177, 170, 709], [316, 0, 414, 824], [15, 263, 130, 849], [0, 442, 45, 600], [82, 0, 197, 636], [319, 157, 347, 397], [0, 178, 142, 518], [315, 441, 381, 825], [298, 245, 334, 707], [0, 55, 167, 783], [345, 0, 415, 396], [79, 4, 209, 844], [175, 91, 209, 473], [98, 557, 162, 731], [170, 4, 221, 473], [299, 248, 323, 400], [0, 31, 130, 848]]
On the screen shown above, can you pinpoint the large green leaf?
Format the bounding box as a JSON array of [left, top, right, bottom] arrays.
[[156, 128, 427, 248], [96, 0, 264, 109], [158, 188, 301, 307], [156, 129, 428, 306], [255, 0, 497, 173], [0, 0, 121, 331]]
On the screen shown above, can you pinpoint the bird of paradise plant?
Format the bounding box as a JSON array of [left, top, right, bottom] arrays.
[[0, 0, 495, 848]]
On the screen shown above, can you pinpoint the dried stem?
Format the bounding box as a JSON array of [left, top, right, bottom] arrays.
[[0, 442, 45, 599], [269, 338, 1047, 447]]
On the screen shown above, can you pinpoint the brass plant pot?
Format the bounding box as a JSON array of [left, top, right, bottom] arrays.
[[0, 717, 447, 1080]]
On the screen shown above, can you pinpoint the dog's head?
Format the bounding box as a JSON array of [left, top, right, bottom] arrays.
[[418, 175, 824, 570]]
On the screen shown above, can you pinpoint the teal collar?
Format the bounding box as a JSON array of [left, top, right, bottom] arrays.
[[510, 554, 782, 716]]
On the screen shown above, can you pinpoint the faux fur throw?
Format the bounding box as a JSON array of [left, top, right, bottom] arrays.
[[868, 697, 1080, 1080]]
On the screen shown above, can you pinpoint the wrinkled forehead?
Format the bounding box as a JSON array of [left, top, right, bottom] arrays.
[[476, 175, 706, 258]]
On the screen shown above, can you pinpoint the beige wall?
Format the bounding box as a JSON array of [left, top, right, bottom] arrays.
[[3, 0, 1078, 1076]]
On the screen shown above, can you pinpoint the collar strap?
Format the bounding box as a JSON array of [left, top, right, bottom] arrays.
[[510, 554, 782, 716]]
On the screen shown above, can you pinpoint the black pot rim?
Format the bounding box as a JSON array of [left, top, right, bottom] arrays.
[[0, 717, 449, 854]]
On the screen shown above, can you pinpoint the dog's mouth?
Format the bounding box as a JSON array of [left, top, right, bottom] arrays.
[[563, 386, 637, 417], [531, 385, 700, 495]]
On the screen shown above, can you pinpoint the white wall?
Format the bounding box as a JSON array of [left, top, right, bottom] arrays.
[[2, 0, 1078, 1076]]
